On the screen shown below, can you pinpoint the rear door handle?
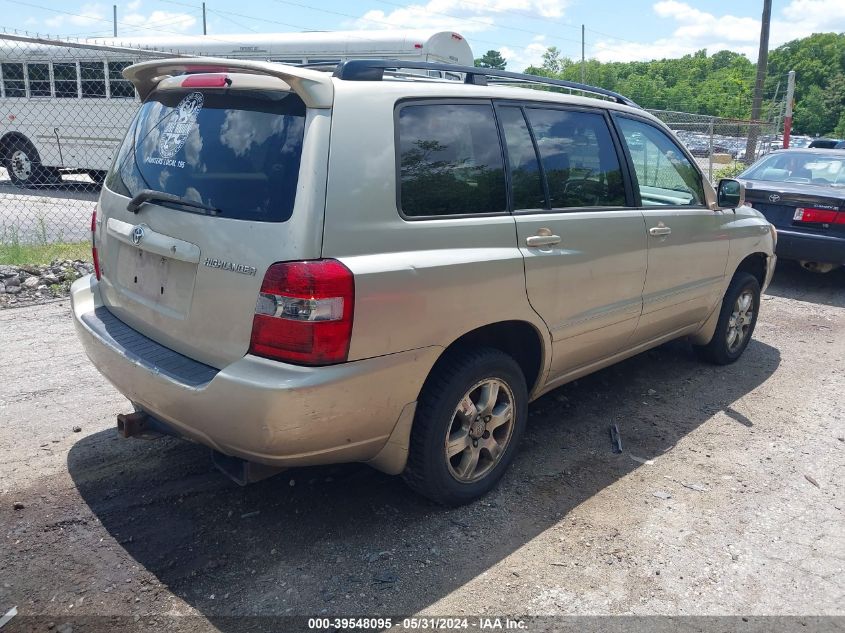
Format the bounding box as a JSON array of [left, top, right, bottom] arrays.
[[526, 234, 562, 247], [649, 226, 672, 236]]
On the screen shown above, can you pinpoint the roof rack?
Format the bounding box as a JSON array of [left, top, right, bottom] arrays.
[[329, 59, 639, 108]]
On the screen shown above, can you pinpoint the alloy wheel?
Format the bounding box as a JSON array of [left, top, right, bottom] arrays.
[[444, 378, 515, 483]]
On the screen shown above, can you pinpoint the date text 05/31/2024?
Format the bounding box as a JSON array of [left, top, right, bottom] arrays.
[[307, 617, 529, 630]]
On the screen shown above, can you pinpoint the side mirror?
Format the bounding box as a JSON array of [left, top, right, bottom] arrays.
[[716, 178, 745, 209]]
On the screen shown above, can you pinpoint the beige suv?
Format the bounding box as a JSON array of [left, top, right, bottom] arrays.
[[71, 58, 776, 505]]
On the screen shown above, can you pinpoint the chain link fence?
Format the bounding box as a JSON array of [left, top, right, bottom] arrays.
[[0, 34, 179, 266], [0, 33, 786, 267], [647, 109, 781, 183]]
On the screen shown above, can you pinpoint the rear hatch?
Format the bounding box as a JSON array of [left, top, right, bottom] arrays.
[[94, 64, 332, 368]]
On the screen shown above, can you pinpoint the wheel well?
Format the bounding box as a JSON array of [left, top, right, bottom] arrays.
[[431, 321, 544, 394], [0, 132, 33, 162], [734, 253, 768, 287]]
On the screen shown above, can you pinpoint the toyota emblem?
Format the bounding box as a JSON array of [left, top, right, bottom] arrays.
[[769, 194, 781, 202], [131, 225, 145, 246]]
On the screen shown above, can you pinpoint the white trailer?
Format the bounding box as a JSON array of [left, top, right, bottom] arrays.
[[0, 30, 472, 187]]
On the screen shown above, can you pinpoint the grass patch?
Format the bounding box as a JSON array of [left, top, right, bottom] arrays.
[[0, 241, 90, 266], [1, 220, 90, 265]]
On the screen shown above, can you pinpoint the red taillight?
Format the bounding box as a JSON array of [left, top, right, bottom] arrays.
[[181, 73, 230, 88], [91, 207, 101, 280], [248, 260, 354, 366], [793, 207, 842, 224]]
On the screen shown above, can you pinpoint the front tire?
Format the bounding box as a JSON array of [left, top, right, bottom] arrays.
[[403, 347, 528, 506], [694, 272, 760, 365]]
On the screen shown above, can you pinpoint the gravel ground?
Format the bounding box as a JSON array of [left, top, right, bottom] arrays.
[[0, 261, 843, 633]]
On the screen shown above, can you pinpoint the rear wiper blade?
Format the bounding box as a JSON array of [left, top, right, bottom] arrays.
[[127, 189, 221, 216]]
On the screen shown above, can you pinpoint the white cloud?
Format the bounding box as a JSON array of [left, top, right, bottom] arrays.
[[591, 0, 845, 62], [782, 0, 845, 25], [45, 3, 106, 29], [500, 35, 549, 70], [126, 0, 142, 11], [355, 0, 568, 34], [122, 10, 197, 33]]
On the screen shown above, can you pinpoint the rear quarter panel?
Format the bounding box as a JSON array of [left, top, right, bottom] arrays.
[[320, 82, 551, 373]]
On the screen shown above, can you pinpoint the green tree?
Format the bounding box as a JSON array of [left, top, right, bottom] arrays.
[[518, 34, 845, 132], [474, 50, 507, 70]]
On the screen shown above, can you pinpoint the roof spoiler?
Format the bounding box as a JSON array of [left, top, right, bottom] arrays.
[[122, 57, 334, 108]]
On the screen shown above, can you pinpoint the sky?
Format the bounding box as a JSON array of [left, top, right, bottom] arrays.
[[2, 0, 845, 70]]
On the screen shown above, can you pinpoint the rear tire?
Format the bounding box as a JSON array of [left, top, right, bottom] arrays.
[[694, 272, 760, 365], [403, 347, 527, 506], [5, 137, 56, 187]]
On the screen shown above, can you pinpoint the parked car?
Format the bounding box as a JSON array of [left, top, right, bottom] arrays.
[[789, 136, 813, 149], [738, 149, 845, 273], [808, 138, 843, 149], [70, 58, 776, 505]]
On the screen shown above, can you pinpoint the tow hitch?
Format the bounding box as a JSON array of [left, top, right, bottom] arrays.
[[116, 411, 176, 439], [116, 411, 286, 485]]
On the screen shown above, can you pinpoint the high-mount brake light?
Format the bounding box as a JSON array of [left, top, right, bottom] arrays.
[[181, 73, 231, 88], [249, 260, 355, 366], [91, 207, 100, 280]]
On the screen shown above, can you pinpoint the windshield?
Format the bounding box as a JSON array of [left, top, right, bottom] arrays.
[[741, 152, 845, 187], [106, 88, 306, 222]]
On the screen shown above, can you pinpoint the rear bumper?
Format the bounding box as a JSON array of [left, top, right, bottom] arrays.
[[70, 275, 439, 470], [775, 229, 845, 265]]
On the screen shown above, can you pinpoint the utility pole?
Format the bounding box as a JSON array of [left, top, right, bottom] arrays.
[[744, 0, 772, 162], [202, 2, 207, 35], [113, 4, 117, 37], [581, 24, 585, 84], [783, 70, 796, 148]]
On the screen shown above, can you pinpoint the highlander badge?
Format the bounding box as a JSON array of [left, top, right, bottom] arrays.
[[204, 257, 257, 277]]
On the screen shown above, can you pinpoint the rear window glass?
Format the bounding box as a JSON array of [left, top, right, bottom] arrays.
[[740, 152, 845, 186], [398, 103, 506, 217], [106, 88, 306, 222]]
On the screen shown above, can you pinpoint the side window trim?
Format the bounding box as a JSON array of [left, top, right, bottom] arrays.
[[393, 97, 511, 221], [610, 112, 707, 209], [505, 101, 634, 214]]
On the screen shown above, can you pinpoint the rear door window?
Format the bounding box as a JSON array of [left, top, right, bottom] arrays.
[[525, 107, 626, 209], [106, 88, 306, 222], [397, 102, 507, 217]]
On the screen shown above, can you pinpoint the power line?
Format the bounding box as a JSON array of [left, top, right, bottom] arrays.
[[0, 0, 236, 43], [206, 8, 258, 33], [159, 0, 314, 32]]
